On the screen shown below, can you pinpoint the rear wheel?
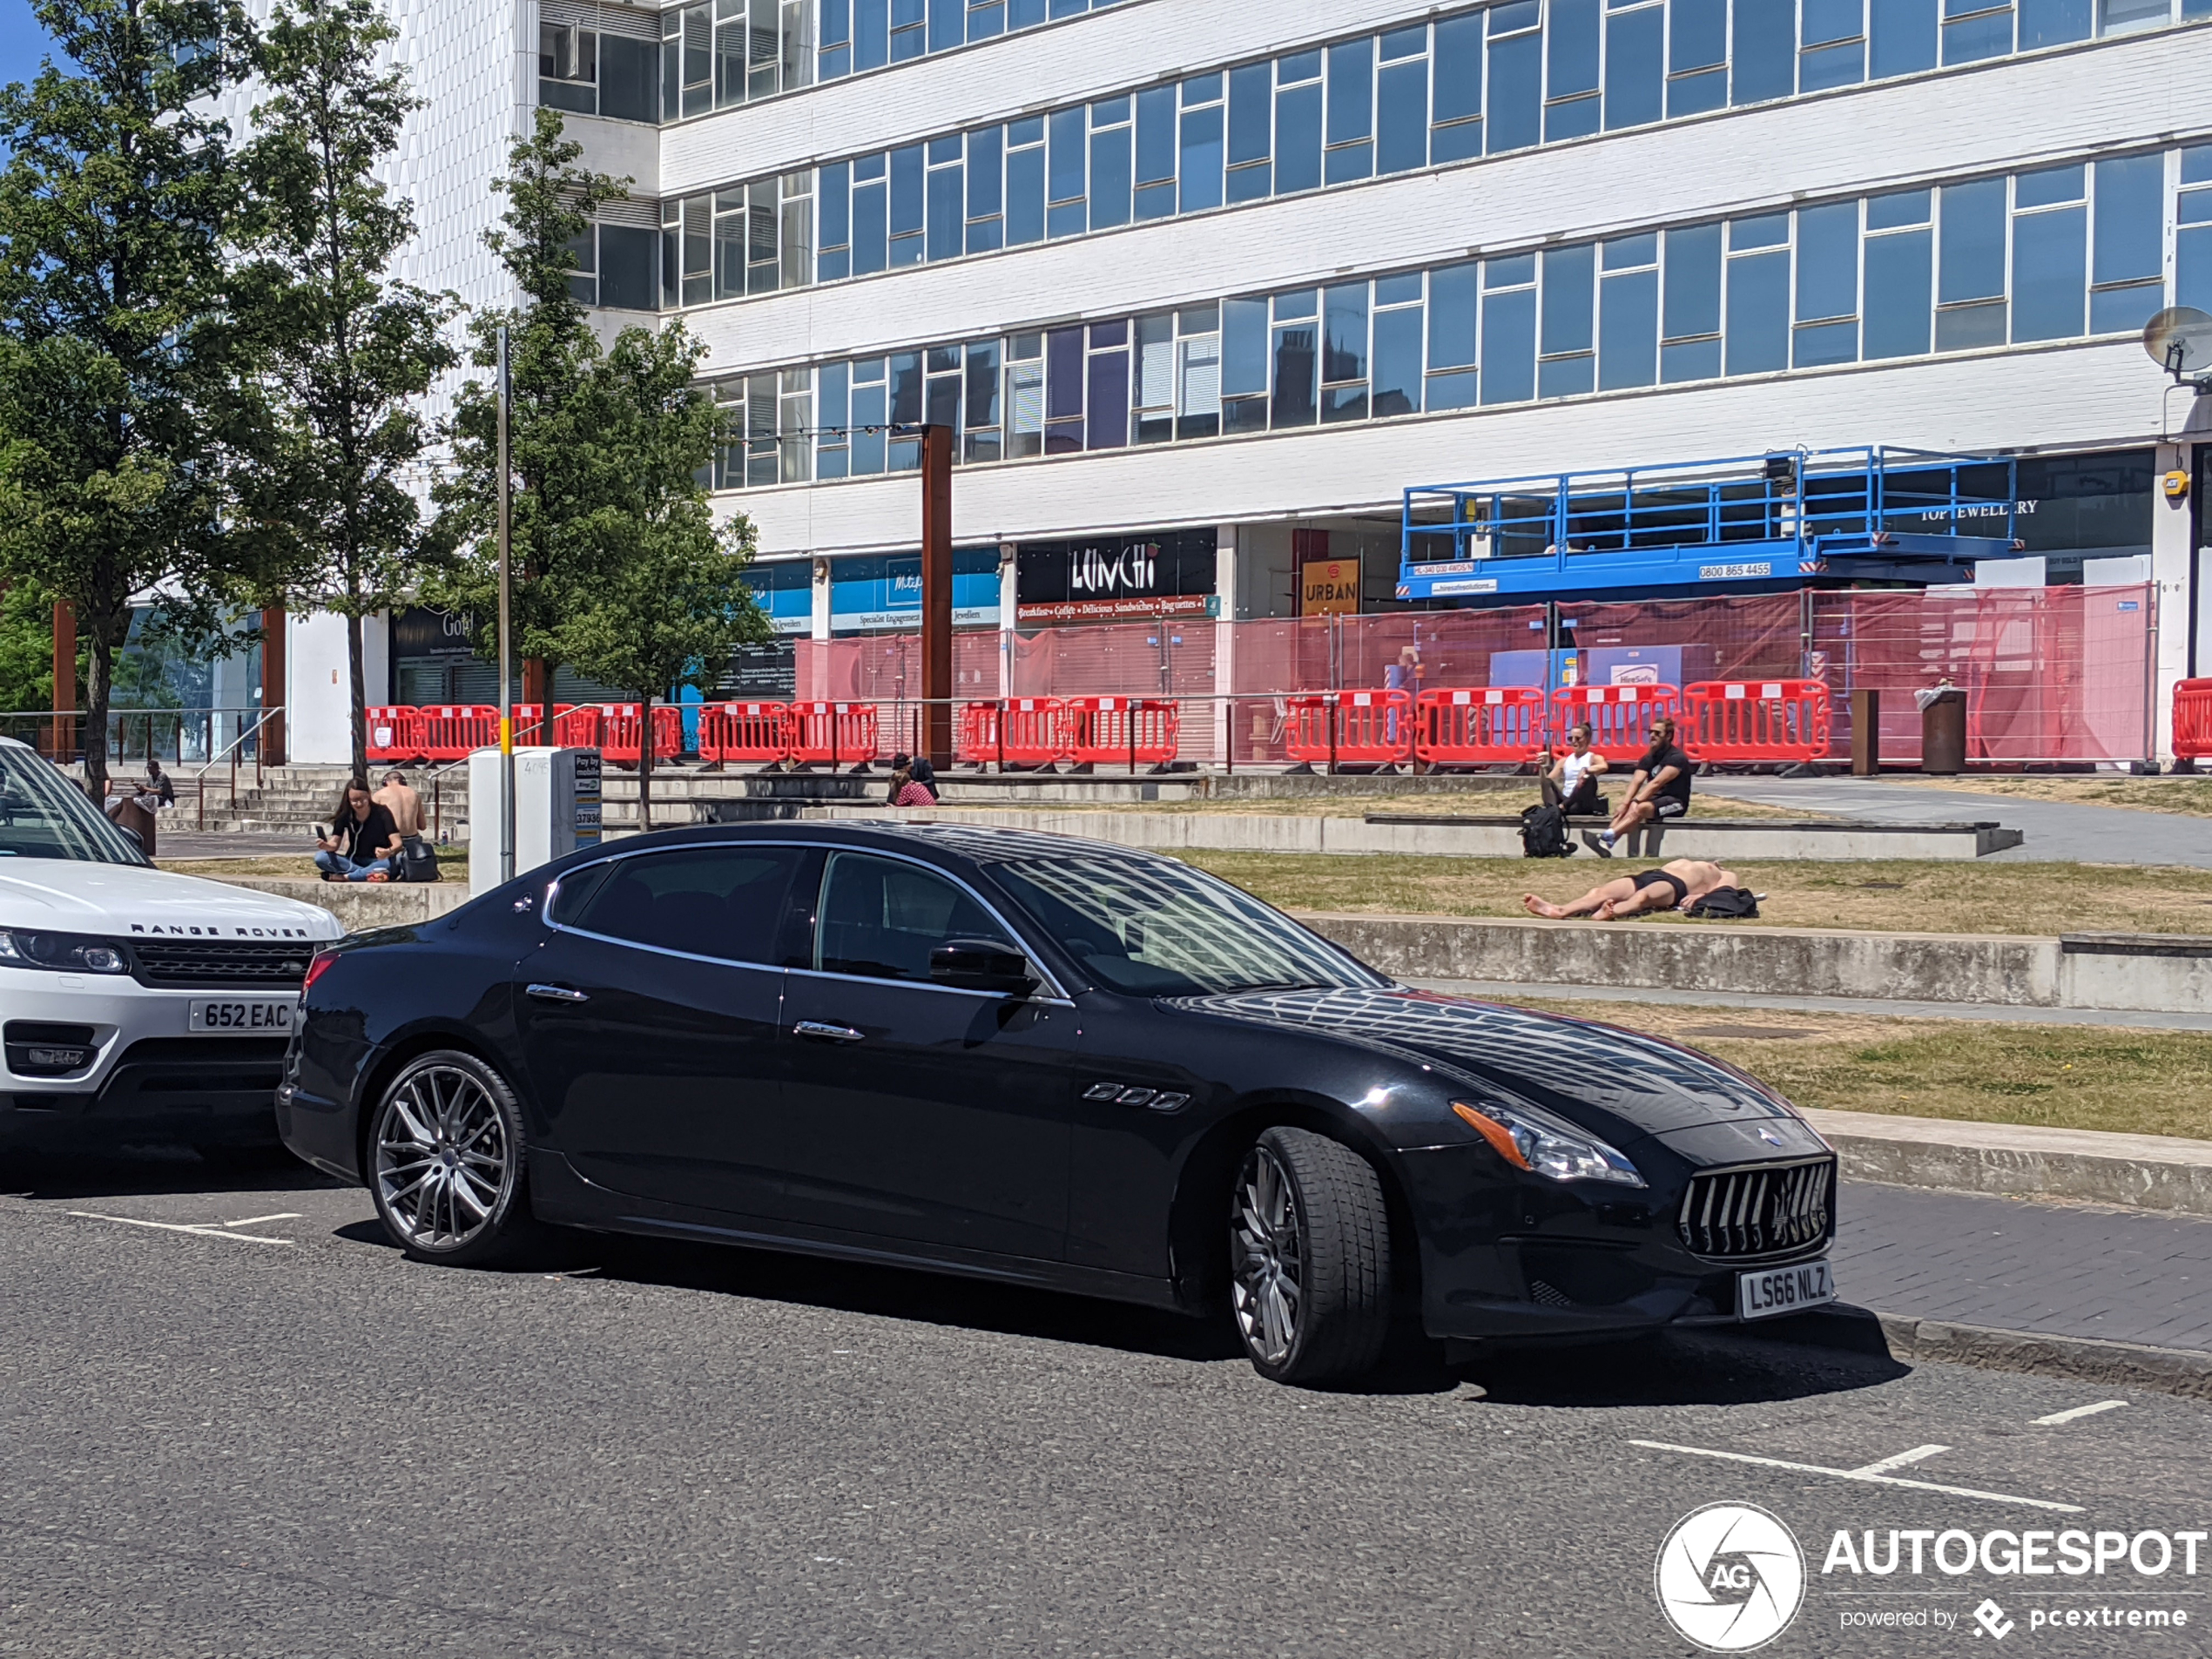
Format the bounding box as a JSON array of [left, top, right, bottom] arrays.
[[1229, 1126, 1393, 1386], [369, 1050, 547, 1267]]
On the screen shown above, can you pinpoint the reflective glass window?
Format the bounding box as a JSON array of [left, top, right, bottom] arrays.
[[1605, 4, 1663, 128], [1488, 26, 1541, 152], [1870, 0, 1939, 71], [1732, 0, 1797, 102]]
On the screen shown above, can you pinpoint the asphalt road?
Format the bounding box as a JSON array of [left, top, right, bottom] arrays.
[[4, 1156, 2209, 1658]]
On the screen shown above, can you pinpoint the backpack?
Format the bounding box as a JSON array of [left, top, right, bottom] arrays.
[[395, 836, 441, 883], [1686, 885, 1759, 919], [1519, 803, 1575, 858]]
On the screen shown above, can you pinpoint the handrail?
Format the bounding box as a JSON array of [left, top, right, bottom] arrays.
[[189, 705, 286, 830]]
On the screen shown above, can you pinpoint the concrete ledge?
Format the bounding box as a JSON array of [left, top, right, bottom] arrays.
[[1872, 1314, 2212, 1402], [1803, 1108, 2212, 1217], [1298, 911, 2212, 1015], [219, 876, 471, 930], [795, 805, 2015, 860]]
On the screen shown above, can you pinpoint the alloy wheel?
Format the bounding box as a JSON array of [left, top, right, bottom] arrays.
[[1230, 1144, 1304, 1366], [374, 1063, 512, 1252]]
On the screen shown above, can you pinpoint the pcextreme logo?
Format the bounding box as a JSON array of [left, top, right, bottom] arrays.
[[1656, 1502, 1809, 1652]]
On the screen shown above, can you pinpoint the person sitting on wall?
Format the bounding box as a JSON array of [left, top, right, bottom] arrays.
[[1538, 723, 1608, 816], [314, 778, 404, 882], [887, 752, 939, 806], [1590, 715, 1692, 856], [1521, 859, 1737, 921]]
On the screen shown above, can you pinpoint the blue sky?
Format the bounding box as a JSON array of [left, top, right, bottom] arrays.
[[3, 0, 52, 88]]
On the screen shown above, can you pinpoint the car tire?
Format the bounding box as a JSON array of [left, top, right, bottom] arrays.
[[1229, 1126, 1392, 1386], [368, 1049, 549, 1268]]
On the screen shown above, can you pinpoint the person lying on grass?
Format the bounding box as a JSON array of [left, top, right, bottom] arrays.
[[1522, 858, 1738, 921]]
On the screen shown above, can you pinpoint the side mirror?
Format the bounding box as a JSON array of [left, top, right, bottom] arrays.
[[930, 937, 1034, 995]]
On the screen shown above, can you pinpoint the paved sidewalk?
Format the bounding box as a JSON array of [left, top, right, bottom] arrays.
[[1836, 1181, 2212, 1352], [1405, 975, 2212, 1031], [1716, 775, 2212, 868]]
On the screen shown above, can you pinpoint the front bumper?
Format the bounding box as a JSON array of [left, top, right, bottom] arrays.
[[0, 974, 295, 1148], [1398, 1142, 1835, 1341]]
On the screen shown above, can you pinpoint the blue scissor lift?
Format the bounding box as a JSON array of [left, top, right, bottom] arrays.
[[1396, 447, 2023, 602]]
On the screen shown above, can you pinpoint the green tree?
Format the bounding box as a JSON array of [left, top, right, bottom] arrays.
[[0, 0, 272, 802], [236, 0, 456, 780], [550, 327, 769, 832], [0, 581, 76, 717], [428, 108, 627, 704]]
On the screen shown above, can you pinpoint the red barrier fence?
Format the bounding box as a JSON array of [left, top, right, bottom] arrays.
[[366, 706, 420, 764], [2177, 679, 2212, 761], [1064, 696, 1180, 768], [700, 701, 790, 764], [1551, 685, 1680, 763], [1413, 687, 1548, 767], [418, 705, 501, 760], [958, 698, 1069, 766], [1284, 691, 1415, 766], [788, 701, 880, 768], [1682, 680, 1832, 764]]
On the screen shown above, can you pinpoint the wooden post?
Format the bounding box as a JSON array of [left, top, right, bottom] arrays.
[[260, 606, 287, 766], [51, 600, 76, 763], [1850, 688, 1880, 777], [921, 424, 953, 772]]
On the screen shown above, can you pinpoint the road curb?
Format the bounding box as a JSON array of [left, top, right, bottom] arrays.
[[1804, 1109, 2212, 1218], [1767, 1305, 2212, 1401]]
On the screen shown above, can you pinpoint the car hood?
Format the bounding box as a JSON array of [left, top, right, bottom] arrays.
[[1171, 985, 1801, 1140], [0, 860, 342, 941]]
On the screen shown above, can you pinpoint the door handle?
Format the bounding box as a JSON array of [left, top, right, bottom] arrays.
[[526, 983, 590, 1004], [794, 1020, 864, 1042]]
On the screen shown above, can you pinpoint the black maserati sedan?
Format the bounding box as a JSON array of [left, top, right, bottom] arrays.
[[278, 822, 1837, 1385]]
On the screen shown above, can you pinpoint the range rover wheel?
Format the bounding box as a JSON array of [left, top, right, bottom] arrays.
[[1229, 1126, 1392, 1386], [370, 1050, 544, 1267]]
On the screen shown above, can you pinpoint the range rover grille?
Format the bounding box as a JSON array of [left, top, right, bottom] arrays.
[[1677, 1157, 1834, 1260], [130, 940, 314, 990]]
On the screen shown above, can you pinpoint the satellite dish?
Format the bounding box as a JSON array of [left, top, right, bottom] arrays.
[[2142, 307, 2212, 381]]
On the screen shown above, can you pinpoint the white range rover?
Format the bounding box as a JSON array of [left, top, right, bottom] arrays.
[[0, 736, 343, 1158]]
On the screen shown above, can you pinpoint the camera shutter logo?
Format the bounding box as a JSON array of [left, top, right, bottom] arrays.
[[1654, 1502, 1806, 1651]]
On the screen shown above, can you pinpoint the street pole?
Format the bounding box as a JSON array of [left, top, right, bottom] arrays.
[[921, 423, 953, 771], [496, 324, 516, 884]]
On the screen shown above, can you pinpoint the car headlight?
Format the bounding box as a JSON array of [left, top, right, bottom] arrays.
[[1453, 1098, 1645, 1187], [0, 928, 130, 974]]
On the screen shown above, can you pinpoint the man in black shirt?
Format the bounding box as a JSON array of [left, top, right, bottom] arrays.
[[314, 779, 404, 882], [1592, 716, 1693, 855]]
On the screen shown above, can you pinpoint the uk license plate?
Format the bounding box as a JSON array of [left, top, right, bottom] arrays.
[[1737, 1258, 1836, 1320], [187, 998, 295, 1034]]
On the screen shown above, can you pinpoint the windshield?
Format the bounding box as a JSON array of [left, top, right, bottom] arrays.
[[0, 745, 154, 865], [987, 852, 1386, 998]]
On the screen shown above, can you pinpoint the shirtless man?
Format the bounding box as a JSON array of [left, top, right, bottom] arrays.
[[373, 770, 427, 839], [1522, 859, 1738, 921]]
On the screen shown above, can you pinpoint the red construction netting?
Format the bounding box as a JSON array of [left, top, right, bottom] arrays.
[[1810, 584, 2152, 765]]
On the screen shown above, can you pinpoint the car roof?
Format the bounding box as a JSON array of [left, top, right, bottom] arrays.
[[597, 817, 1180, 871]]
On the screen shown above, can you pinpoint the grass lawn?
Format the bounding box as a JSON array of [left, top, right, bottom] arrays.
[[1496, 995, 2212, 1142], [939, 790, 1796, 819], [163, 847, 469, 880], [1177, 851, 2212, 936], [1895, 774, 2212, 819]]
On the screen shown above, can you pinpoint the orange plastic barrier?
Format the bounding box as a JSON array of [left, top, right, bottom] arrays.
[[957, 698, 1069, 767], [554, 703, 682, 765], [2176, 678, 2212, 761], [510, 703, 576, 745], [787, 701, 880, 767], [1550, 685, 1682, 763], [1683, 680, 1832, 763], [366, 706, 421, 764], [1064, 696, 1180, 767], [700, 701, 791, 764], [1413, 687, 1548, 766], [1283, 691, 1413, 766], [418, 705, 501, 761]]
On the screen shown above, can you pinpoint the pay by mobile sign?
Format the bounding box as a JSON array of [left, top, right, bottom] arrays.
[[1656, 1505, 2207, 1650]]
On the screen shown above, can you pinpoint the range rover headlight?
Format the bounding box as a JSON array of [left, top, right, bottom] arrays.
[[1453, 1098, 1645, 1187], [0, 929, 131, 974]]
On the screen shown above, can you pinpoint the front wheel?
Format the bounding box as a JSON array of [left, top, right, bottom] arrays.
[[369, 1050, 546, 1267], [1229, 1126, 1393, 1386]]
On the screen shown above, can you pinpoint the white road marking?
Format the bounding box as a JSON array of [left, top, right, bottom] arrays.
[[67, 1211, 293, 1246], [1851, 1444, 1952, 1475], [1629, 1440, 2084, 1514], [2033, 1399, 2128, 1426], [223, 1212, 303, 1228]]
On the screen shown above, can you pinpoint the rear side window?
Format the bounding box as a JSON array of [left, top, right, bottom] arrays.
[[816, 853, 1012, 982], [566, 846, 808, 965]]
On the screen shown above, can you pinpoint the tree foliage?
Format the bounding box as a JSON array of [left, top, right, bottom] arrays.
[[0, 0, 275, 799], [235, 0, 456, 779]]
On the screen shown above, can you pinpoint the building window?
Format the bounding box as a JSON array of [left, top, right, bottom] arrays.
[[539, 21, 658, 122]]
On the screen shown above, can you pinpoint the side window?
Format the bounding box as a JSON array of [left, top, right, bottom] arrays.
[[566, 846, 808, 965], [816, 853, 1012, 982]]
